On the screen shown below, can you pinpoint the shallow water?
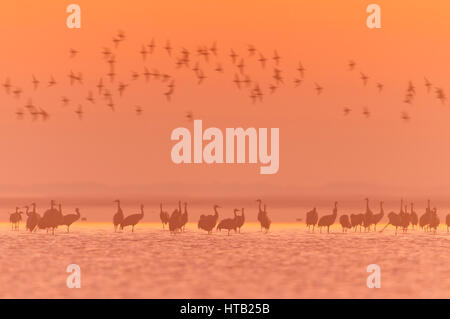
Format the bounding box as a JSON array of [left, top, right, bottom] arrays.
[[0, 222, 448, 298]]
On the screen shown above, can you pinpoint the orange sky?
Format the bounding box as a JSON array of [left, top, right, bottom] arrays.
[[1, 0, 450, 199]]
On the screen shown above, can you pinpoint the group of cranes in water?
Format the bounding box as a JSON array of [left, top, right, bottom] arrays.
[[8, 200, 81, 234], [7, 198, 450, 235], [306, 198, 449, 234]]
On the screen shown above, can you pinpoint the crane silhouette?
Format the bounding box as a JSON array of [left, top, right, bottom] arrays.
[[339, 214, 352, 232], [159, 202, 170, 229], [25, 203, 40, 232], [234, 208, 245, 233], [217, 209, 239, 235], [121, 204, 144, 232], [306, 207, 318, 232], [9, 207, 22, 230], [62, 208, 81, 232], [318, 202, 338, 233], [198, 205, 220, 234], [113, 200, 124, 232]]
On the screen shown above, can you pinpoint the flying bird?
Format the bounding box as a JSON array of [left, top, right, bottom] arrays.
[[48, 76, 56, 87], [69, 48, 79, 58], [363, 107, 370, 118], [148, 38, 156, 54], [140, 45, 148, 61], [348, 60, 356, 71], [258, 53, 266, 68], [360, 72, 369, 86], [75, 105, 83, 119], [294, 78, 302, 87], [96, 78, 104, 94], [273, 50, 280, 65], [297, 62, 305, 78], [401, 112, 410, 122], [424, 77, 432, 93], [314, 83, 323, 95], [164, 40, 172, 56], [32, 75, 39, 90], [209, 42, 217, 56], [2, 78, 11, 94], [135, 105, 143, 116], [376, 82, 384, 93], [229, 49, 238, 64], [248, 44, 256, 56]]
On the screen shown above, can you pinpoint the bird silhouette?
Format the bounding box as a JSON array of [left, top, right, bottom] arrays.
[[297, 62, 305, 78], [305, 207, 318, 232], [32, 75, 39, 90], [62, 208, 81, 232], [9, 207, 22, 230], [429, 208, 440, 234], [69, 48, 79, 58], [2, 78, 12, 94], [198, 205, 220, 234], [113, 200, 124, 232], [121, 204, 144, 232], [410, 202, 418, 229], [314, 83, 323, 95], [371, 201, 384, 231], [25, 203, 40, 232], [256, 199, 264, 231], [419, 200, 432, 231], [169, 201, 183, 233], [272, 50, 280, 65], [180, 202, 188, 231], [318, 202, 338, 233], [217, 209, 239, 235], [363, 198, 373, 232], [159, 202, 170, 229], [348, 60, 356, 71], [234, 208, 245, 233], [339, 215, 352, 232], [360, 72, 369, 86], [260, 204, 271, 233], [39, 200, 63, 235]]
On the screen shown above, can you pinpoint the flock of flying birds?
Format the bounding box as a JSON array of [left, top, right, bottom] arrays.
[[1, 29, 448, 123]]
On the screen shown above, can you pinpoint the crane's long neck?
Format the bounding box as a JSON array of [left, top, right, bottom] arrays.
[[214, 206, 218, 216], [140, 206, 144, 217], [380, 202, 384, 213], [31, 204, 36, 214], [366, 199, 369, 211], [258, 201, 262, 213]]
